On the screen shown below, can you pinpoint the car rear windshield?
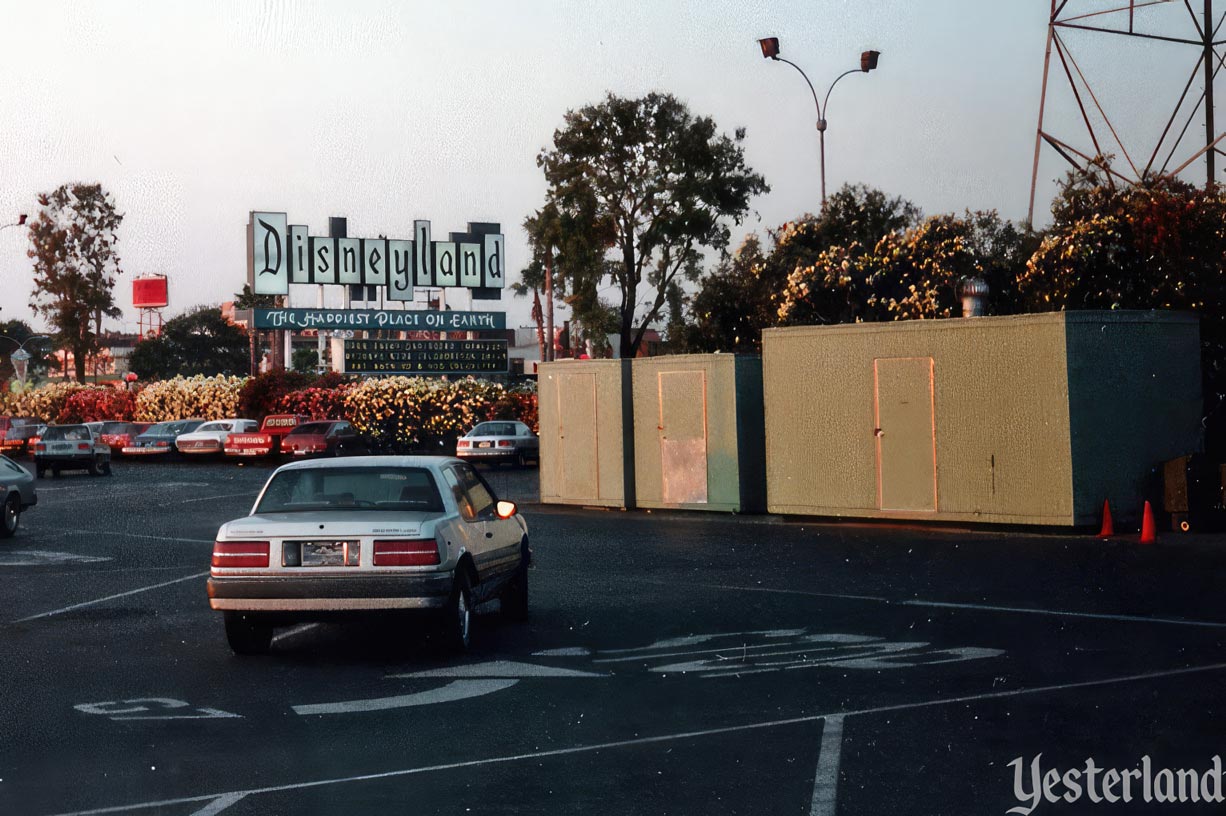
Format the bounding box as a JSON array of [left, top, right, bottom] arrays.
[[255, 467, 445, 514], [99, 422, 131, 434], [287, 423, 332, 436], [469, 422, 517, 437], [42, 426, 90, 441]]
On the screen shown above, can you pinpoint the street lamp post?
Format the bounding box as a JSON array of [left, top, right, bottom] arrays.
[[758, 38, 880, 209], [1, 334, 50, 390]]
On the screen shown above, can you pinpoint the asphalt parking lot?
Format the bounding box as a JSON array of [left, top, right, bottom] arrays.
[[2, 457, 1225, 815]]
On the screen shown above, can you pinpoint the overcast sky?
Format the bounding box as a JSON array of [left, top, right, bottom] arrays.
[[0, 0, 1211, 334]]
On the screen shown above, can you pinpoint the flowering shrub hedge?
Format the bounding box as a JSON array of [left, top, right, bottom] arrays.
[[238, 370, 311, 421], [276, 385, 354, 421], [58, 387, 136, 423], [133, 375, 246, 422], [3, 374, 537, 449], [343, 378, 537, 453], [1, 381, 97, 422]]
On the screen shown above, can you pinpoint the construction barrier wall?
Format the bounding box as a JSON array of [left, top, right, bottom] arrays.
[[538, 359, 635, 508], [761, 311, 1202, 526], [631, 354, 766, 513]]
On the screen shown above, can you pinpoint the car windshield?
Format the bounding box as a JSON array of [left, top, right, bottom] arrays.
[[255, 466, 444, 514], [287, 423, 332, 436], [99, 422, 130, 434], [43, 426, 89, 441], [470, 422, 518, 437]]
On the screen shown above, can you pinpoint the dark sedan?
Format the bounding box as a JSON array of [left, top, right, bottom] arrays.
[[280, 420, 367, 457], [121, 419, 205, 458], [0, 454, 36, 537]]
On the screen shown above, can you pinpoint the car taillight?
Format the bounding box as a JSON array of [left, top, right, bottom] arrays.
[[456, 440, 470, 448], [157, 440, 170, 447], [212, 541, 270, 568], [497, 440, 513, 447], [77, 442, 90, 451], [373, 539, 440, 567], [34, 442, 45, 452]]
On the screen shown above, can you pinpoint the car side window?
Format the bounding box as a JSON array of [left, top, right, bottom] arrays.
[[456, 464, 497, 520], [442, 467, 476, 521]]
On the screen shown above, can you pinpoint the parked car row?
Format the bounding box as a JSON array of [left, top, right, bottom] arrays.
[[0, 414, 540, 466]]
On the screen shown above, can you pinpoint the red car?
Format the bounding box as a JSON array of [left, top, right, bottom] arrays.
[[0, 417, 41, 456], [280, 420, 367, 457], [98, 421, 152, 457], [224, 414, 310, 458]]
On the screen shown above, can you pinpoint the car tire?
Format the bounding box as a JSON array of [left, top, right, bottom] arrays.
[[101, 458, 112, 476], [224, 611, 273, 655], [440, 570, 473, 652], [87, 456, 101, 477], [500, 547, 529, 622], [515, 452, 527, 469], [1, 494, 19, 538]]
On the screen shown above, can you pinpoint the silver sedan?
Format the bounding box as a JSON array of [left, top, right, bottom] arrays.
[[455, 421, 540, 467], [0, 454, 36, 537], [208, 456, 530, 654]]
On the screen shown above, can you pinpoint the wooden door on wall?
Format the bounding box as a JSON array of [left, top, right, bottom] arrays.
[[874, 357, 937, 512], [558, 372, 599, 501], [659, 370, 708, 504]]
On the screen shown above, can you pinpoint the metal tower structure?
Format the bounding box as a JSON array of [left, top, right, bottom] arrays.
[[1029, 0, 1226, 222]]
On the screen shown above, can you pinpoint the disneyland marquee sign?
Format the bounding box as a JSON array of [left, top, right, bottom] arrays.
[[248, 212, 505, 299]]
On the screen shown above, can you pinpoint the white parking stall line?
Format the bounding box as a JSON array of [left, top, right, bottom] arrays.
[[42, 661, 1226, 816], [188, 793, 248, 816], [293, 679, 519, 716], [59, 529, 212, 545], [593, 573, 1226, 631], [12, 571, 209, 623], [271, 623, 320, 645], [178, 492, 255, 505], [901, 599, 1226, 629], [809, 715, 844, 816]]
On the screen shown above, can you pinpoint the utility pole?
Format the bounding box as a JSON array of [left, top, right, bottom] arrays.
[[544, 246, 555, 362], [1206, 0, 1216, 186]]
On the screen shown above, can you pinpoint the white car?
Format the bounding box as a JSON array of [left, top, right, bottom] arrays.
[[176, 419, 258, 455], [207, 456, 530, 654]]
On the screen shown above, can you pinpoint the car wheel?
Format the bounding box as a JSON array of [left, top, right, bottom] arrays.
[[440, 570, 473, 652], [1, 494, 19, 538], [515, 452, 527, 469], [224, 611, 273, 655], [101, 458, 112, 476], [87, 456, 101, 477], [500, 547, 529, 621]]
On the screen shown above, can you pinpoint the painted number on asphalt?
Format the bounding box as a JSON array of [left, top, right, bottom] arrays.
[[75, 698, 241, 720]]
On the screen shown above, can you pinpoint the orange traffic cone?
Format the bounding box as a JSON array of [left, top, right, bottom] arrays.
[[1097, 500, 1114, 538], [1139, 501, 1157, 545]]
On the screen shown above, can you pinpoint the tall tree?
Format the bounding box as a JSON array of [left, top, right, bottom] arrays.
[[775, 210, 1035, 326], [26, 183, 124, 381], [128, 305, 249, 380], [1018, 158, 1226, 455], [684, 184, 921, 352], [536, 92, 768, 358]]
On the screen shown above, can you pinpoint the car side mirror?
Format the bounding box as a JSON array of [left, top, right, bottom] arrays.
[[496, 500, 518, 519]]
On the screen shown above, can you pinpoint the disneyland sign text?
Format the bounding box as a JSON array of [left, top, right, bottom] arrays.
[[248, 212, 505, 299], [254, 308, 506, 332]]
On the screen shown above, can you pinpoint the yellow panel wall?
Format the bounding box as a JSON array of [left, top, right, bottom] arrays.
[[538, 360, 634, 508], [763, 314, 1077, 524]]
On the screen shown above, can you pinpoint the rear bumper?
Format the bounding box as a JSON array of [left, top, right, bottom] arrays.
[[225, 447, 273, 457], [121, 447, 173, 456], [207, 572, 454, 611]]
